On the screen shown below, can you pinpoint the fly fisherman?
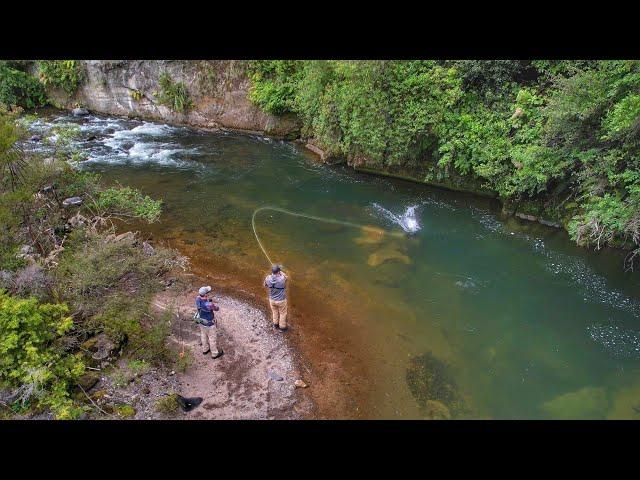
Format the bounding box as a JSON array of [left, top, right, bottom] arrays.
[[195, 286, 224, 359], [264, 265, 289, 331]]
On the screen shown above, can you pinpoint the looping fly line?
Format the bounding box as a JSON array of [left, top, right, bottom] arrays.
[[251, 205, 403, 266]]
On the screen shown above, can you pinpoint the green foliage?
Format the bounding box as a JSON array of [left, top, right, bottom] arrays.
[[93, 185, 162, 223], [0, 105, 28, 191], [174, 348, 193, 373], [54, 230, 180, 364], [155, 393, 179, 414], [0, 291, 85, 419], [0, 62, 47, 109], [37, 60, 84, 95], [130, 89, 143, 101], [155, 72, 193, 113], [249, 60, 640, 255], [248, 61, 302, 115]]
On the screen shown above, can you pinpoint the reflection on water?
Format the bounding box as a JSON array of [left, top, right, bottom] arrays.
[[25, 112, 640, 419]]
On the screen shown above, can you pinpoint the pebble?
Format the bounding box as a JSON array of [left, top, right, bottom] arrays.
[[268, 371, 284, 381], [294, 379, 308, 388]]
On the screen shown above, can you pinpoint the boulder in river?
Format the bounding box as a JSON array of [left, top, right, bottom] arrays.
[[540, 386, 609, 419], [30, 135, 42, 142], [423, 400, 451, 420], [367, 245, 411, 267], [406, 351, 466, 418], [72, 107, 90, 117]]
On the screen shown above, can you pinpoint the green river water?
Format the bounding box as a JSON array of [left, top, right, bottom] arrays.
[[29, 113, 640, 419]]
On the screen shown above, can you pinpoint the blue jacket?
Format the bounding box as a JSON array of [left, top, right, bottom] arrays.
[[195, 296, 219, 326]]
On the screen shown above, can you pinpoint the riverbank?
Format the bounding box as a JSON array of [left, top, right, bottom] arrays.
[[16, 109, 640, 419], [152, 282, 315, 419]]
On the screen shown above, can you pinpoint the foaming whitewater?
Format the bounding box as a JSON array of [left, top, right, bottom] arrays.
[[588, 324, 640, 358], [372, 203, 421, 233]]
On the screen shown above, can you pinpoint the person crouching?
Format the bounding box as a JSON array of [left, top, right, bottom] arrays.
[[196, 286, 223, 359]]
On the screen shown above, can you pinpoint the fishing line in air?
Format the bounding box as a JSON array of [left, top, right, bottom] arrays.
[[251, 205, 403, 266]]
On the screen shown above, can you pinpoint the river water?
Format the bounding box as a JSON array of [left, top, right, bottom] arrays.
[[27, 112, 640, 419]]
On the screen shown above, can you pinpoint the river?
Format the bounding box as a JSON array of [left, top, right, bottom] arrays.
[[27, 112, 640, 419]]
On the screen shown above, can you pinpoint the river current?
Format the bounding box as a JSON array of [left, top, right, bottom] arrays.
[[26, 112, 640, 419]]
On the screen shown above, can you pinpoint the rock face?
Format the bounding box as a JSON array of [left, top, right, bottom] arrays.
[[51, 61, 300, 138], [72, 107, 90, 117]]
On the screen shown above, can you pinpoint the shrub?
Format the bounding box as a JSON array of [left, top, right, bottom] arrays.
[[155, 71, 192, 113], [0, 62, 47, 109], [93, 185, 162, 223], [37, 60, 84, 95], [0, 291, 85, 419], [54, 230, 181, 364], [155, 393, 179, 414]]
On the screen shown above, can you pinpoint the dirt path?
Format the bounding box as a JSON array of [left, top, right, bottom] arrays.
[[153, 283, 315, 419]]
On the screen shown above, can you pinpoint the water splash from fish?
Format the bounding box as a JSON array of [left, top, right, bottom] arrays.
[[372, 203, 421, 233]]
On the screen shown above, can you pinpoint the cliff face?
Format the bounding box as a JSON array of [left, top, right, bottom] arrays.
[[50, 60, 300, 138]]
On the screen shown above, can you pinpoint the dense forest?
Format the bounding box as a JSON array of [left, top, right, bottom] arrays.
[[247, 60, 640, 263]]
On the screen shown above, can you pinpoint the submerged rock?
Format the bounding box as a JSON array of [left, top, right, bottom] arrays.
[[423, 400, 451, 420], [541, 386, 609, 419], [406, 351, 464, 418], [367, 246, 411, 267], [354, 226, 386, 246]]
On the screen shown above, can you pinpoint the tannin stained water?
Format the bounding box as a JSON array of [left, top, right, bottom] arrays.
[[27, 112, 640, 419]]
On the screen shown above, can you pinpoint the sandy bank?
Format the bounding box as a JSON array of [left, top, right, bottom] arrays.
[[152, 281, 315, 419]]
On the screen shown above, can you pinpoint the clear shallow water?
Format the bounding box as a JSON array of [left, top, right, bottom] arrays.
[[27, 113, 640, 419]]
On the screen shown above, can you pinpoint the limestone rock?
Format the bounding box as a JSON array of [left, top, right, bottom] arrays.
[[294, 379, 308, 388], [142, 241, 155, 256], [539, 218, 561, 229], [515, 212, 537, 222], [72, 107, 90, 117], [77, 372, 100, 391], [62, 196, 83, 208], [81, 333, 119, 362]]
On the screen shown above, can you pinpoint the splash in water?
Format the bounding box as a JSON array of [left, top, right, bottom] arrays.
[[372, 203, 421, 233]]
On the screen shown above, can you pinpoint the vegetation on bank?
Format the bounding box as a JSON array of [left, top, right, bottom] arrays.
[[248, 60, 640, 262], [0, 60, 83, 109], [0, 106, 185, 418], [155, 71, 193, 114]]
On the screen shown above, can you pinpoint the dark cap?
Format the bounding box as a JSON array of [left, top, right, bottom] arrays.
[[271, 264, 281, 274]]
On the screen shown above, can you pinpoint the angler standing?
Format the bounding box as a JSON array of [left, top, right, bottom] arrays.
[[195, 286, 224, 359], [264, 264, 289, 331]]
